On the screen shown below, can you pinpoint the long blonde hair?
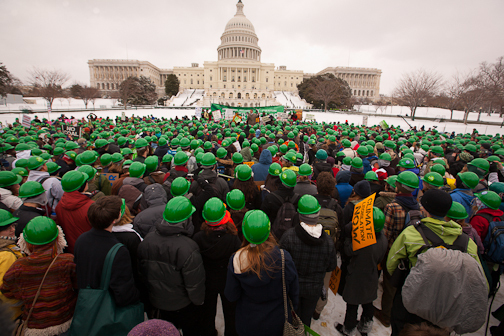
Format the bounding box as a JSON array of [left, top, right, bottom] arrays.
[[238, 233, 279, 280]]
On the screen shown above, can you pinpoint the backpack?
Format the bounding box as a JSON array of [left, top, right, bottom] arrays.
[[317, 198, 339, 244], [473, 213, 504, 264], [396, 202, 424, 228], [401, 223, 487, 334], [271, 193, 300, 240]]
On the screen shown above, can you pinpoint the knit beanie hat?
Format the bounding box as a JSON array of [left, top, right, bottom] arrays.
[[421, 189, 453, 217], [354, 180, 371, 198], [128, 320, 180, 336]]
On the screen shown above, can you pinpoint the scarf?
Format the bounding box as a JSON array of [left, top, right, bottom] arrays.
[[112, 223, 143, 241], [174, 166, 189, 173], [300, 222, 322, 238]]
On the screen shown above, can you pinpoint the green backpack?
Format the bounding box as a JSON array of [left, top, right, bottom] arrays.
[[69, 243, 144, 336]]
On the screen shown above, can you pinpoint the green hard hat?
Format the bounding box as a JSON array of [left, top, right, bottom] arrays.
[[342, 139, 351, 148], [351, 157, 363, 169], [111, 153, 124, 163], [65, 142, 79, 150], [316, 149, 328, 160], [297, 194, 321, 215], [396, 171, 419, 189], [235, 164, 252, 181], [18, 181, 45, 198], [23, 217, 58, 245], [163, 196, 196, 223], [446, 201, 468, 220], [280, 169, 297, 188], [364, 171, 379, 181], [162, 154, 173, 163], [489, 182, 504, 195], [398, 158, 415, 169], [135, 138, 149, 148], [145, 156, 159, 172], [180, 138, 190, 148], [430, 146, 444, 155], [268, 163, 282, 176], [421, 172, 444, 188], [121, 148, 133, 156], [100, 153, 112, 167], [0, 171, 22, 188], [242, 210, 271, 245], [11, 167, 28, 177], [250, 144, 259, 153], [232, 153, 244, 164], [373, 207, 385, 233], [77, 165, 97, 181], [171, 177, 190, 197], [15, 158, 28, 168], [129, 162, 146, 178], [0, 209, 18, 227], [459, 172, 479, 190], [226, 189, 245, 211], [117, 137, 128, 147], [27, 156, 47, 170], [202, 197, 226, 224], [174, 151, 189, 166], [203, 141, 212, 150], [476, 190, 501, 210], [343, 157, 352, 165], [46, 162, 61, 174], [201, 153, 217, 166], [430, 164, 446, 176], [95, 139, 108, 149], [298, 163, 312, 176], [357, 146, 368, 156], [79, 150, 98, 165], [468, 158, 490, 177], [216, 147, 227, 159], [61, 170, 88, 192]]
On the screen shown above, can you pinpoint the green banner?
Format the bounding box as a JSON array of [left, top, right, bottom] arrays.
[[210, 103, 284, 115], [304, 325, 321, 336]]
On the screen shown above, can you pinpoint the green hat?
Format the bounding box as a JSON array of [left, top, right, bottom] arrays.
[[0, 209, 18, 227], [162, 154, 173, 163], [459, 172, 479, 190], [242, 210, 271, 245], [129, 162, 146, 178], [421, 172, 444, 188], [174, 151, 189, 166], [396, 171, 419, 189], [232, 153, 244, 164], [364, 171, 379, 181], [46, 162, 61, 175], [23, 217, 58, 245], [0, 171, 22, 188], [250, 144, 259, 153], [280, 169, 297, 188], [77, 165, 98, 181], [297, 194, 321, 215], [430, 164, 446, 176], [27, 156, 47, 170], [145, 156, 159, 172], [65, 151, 77, 161], [65, 142, 79, 150], [11, 167, 28, 177], [268, 163, 282, 176], [357, 146, 368, 156], [99, 153, 112, 167], [111, 153, 124, 163], [121, 148, 133, 156], [171, 177, 190, 197], [226, 189, 245, 211], [135, 138, 149, 148], [282, 153, 297, 164], [61, 170, 89, 192], [201, 153, 217, 166], [373, 207, 385, 233], [53, 147, 65, 156], [235, 164, 252, 181], [398, 158, 415, 169], [202, 197, 226, 224], [18, 181, 45, 199], [316, 149, 328, 161], [343, 157, 352, 165], [79, 151, 98, 165], [430, 146, 444, 155], [489, 182, 504, 195], [95, 139, 108, 149], [299, 163, 312, 176], [446, 201, 468, 220], [163, 196, 196, 223], [216, 147, 227, 159], [468, 158, 490, 178], [351, 157, 363, 169], [476, 190, 501, 210]]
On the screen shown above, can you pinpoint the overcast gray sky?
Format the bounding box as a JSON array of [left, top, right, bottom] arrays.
[[1, 0, 503, 95]]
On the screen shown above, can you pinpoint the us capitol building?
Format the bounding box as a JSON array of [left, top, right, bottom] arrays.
[[88, 0, 382, 107]]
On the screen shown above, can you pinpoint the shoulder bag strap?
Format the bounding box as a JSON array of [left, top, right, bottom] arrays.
[[280, 249, 288, 323], [100, 243, 124, 290], [20, 255, 59, 332]]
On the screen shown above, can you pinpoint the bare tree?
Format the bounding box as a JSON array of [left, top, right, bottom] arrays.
[[393, 69, 442, 120], [443, 74, 465, 120], [312, 78, 346, 111], [29, 68, 70, 109], [455, 72, 485, 124], [80, 86, 101, 108], [479, 56, 504, 116]]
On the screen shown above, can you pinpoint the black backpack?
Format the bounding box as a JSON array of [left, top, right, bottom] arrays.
[[271, 193, 300, 240]]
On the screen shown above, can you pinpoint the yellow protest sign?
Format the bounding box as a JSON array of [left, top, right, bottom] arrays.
[[243, 161, 255, 168], [328, 266, 341, 296], [352, 193, 377, 251]]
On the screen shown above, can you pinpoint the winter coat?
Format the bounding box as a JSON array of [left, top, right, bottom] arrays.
[[462, 224, 484, 255], [470, 207, 504, 240], [13, 205, 46, 237], [369, 182, 384, 196], [190, 168, 230, 202], [225, 246, 299, 336], [74, 228, 140, 307], [387, 217, 481, 276], [336, 183, 353, 207], [123, 176, 147, 192], [312, 161, 332, 181], [240, 147, 253, 162], [293, 180, 318, 196], [0, 238, 23, 319], [280, 225, 337, 297], [137, 219, 205, 311], [450, 188, 475, 221], [89, 174, 112, 196], [28, 170, 64, 212], [362, 157, 372, 174], [133, 183, 167, 238], [342, 148, 356, 159], [251, 150, 272, 182], [55, 191, 94, 253], [374, 191, 396, 211], [0, 188, 22, 211], [154, 144, 169, 160], [342, 231, 387, 305]]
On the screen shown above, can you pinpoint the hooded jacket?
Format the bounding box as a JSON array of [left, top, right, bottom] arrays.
[[154, 144, 169, 160], [0, 188, 22, 211], [28, 170, 64, 212], [450, 189, 475, 221], [56, 191, 94, 253], [133, 183, 168, 238], [13, 205, 46, 237], [137, 219, 205, 312], [251, 150, 272, 182], [312, 161, 332, 181], [190, 168, 229, 202], [240, 147, 253, 162]]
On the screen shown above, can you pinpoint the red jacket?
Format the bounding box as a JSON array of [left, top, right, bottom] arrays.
[[56, 191, 94, 253], [470, 208, 504, 240]]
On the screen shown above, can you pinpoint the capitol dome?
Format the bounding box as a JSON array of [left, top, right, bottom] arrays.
[[218, 0, 262, 62]]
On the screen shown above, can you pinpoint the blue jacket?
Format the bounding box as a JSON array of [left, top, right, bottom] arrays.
[[336, 182, 353, 207], [251, 150, 272, 182], [450, 188, 475, 220], [362, 158, 372, 174]]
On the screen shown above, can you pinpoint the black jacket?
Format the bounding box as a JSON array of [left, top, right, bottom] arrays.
[[137, 219, 205, 311], [313, 161, 332, 181], [13, 205, 46, 237], [261, 185, 299, 224], [133, 184, 167, 238], [154, 144, 169, 160], [74, 228, 140, 307]]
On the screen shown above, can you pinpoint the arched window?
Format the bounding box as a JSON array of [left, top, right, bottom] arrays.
[[221, 93, 225, 98], [102, 83, 105, 90], [244, 103, 248, 107], [254, 93, 258, 99], [97, 83, 100, 89], [262, 93, 266, 98], [237, 93, 241, 99], [191, 79, 193, 84], [229, 93, 233, 98]]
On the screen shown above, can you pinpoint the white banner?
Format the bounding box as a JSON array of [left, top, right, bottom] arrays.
[[224, 109, 234, 121], [195, 107, 202, 118], [212, 110, 222, 121], [305, 113, 315, 121], [276, 112, 288, 121], [362, 116, 368, 126]]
